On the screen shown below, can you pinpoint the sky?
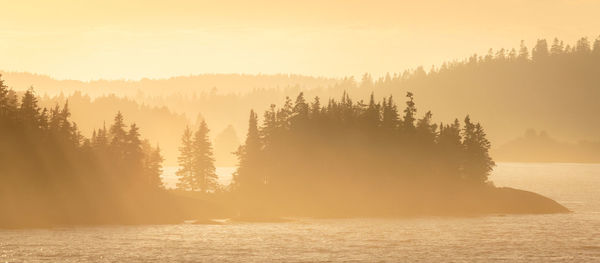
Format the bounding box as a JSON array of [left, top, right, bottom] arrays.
[[1, 0, 599, 80]]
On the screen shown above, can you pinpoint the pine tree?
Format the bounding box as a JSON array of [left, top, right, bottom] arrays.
[[363, 93, 380, 128], [518, 40, 529, 60], [593, 36, 600, 56], [234, 110, 263, 191], [143, 142, 164, 189], [381, 96, 398, 130], [192, 120, 218, 193], [18, 88, 41, 128], [109, 112, 128, 158], [176, 126, 195, 190], [402, 92, 417, 131], [291, 92, 309, 126], [125, 123, 144, 183], [0, 76, 9, 119], [309, 96, 321, 120], [550, 38, 564, 55], [462, 116, 495, 184], [437, 119, 463, 179], [575, 37, 591, 54], [532, 39, 549, 61]]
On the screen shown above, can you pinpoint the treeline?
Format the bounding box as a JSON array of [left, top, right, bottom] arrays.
[[0, 76, 184, 226], [342, 37, 600, 144], [134, 36, 600, 150], [38, 91, 188, 165], [232, 92, 495, 216], [5, 36, 599, 163], [494, 129, 600, 163]]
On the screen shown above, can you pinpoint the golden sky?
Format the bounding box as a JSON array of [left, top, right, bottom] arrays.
[[1, 0, 599, 80]]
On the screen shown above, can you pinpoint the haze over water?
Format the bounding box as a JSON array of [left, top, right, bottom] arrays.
[[2, 1, 599, 262], [1, 163, 598, 262]]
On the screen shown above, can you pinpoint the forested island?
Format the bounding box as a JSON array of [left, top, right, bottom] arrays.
[[229, 93, 568, 218], [0, 75, 567, 228], [0, 78, 220, 227]]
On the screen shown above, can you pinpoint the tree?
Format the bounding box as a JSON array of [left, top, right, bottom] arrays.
[[532, 39, 549, 61], [363, 93, 380, 128], [176, 126, 195, 191], [593, 36, 600, 56], [575, 37, 591, 54], [381, 96, 398, 130], [360, 73, 374, 90], [518, 40, 529, 60], [550, 38, 564, 55], [143, 142, 164, 189], [18, 87, 41, 128], [192, 120, 218, 193], [402, 92, 417, 131], [234, 110, 263, 192], [436, 119, 463, 180], [462, 116, 495, 184], [109, 112, 128, 158], [125, 123, 144, 184], [291, 92, 309, 127], [0, 75, 10, 119]]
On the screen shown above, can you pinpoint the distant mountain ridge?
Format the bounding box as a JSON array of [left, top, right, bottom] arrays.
[[0, 71, 339, 97]]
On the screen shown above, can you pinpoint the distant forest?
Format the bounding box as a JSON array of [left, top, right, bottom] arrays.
[[494, 129, 600, 163], [2, 35, 600, 164], [3, 37, 599, 164]]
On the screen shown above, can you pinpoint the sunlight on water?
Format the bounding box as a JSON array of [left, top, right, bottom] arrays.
[[1, 163, 599, 262]]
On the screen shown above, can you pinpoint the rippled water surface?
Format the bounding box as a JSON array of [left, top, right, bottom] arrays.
[[1, 163, 599, 262]]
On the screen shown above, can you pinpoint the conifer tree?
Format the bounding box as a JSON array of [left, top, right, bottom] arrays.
[[125, 123, 144, 182], [143, 142, 164, 189], [18, 88, 41, 128], [234, 110, 263, 191], [364, 93, 380, 128], [402, 92, 417, 131], [176, 126, 195, 190], [532, 39, 549, 61], [381, 96, 398, 130], [0, 76, 9, 119], [518, 40, 529, 60], [593, 37, 600, 56], [192, 120, 218, 192], [109, 112, 128, 157], [462, 116, 495, 184]]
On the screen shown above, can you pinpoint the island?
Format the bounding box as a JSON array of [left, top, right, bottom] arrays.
[[0, 78, 568, 228]]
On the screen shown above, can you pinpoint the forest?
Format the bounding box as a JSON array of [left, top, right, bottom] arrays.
[[0, 74, 568, 227], [0, 77, 216, 227], [3, 37, 599, 164], [4, 36, 595, 226], [230, 92, 496, 217]]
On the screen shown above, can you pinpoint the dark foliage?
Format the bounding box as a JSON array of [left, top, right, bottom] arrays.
[[0, 77, 165, 226], [233, 92, 495, 216]]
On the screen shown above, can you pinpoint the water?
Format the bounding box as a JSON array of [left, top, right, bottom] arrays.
[[161, 166, 235, 189], [1, 163, 599, 262]]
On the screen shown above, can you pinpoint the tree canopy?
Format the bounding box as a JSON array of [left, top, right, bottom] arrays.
[[233, 92, 495, 216]]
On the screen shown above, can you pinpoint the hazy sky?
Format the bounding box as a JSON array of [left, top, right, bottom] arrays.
[[1, 0, 599, 80]]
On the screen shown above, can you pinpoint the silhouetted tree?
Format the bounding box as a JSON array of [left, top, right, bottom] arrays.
[[462, 116, 495, 184], [234, 110, 263, 192], [192, 120, 218, 192], [176, 126, 195, 190]]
